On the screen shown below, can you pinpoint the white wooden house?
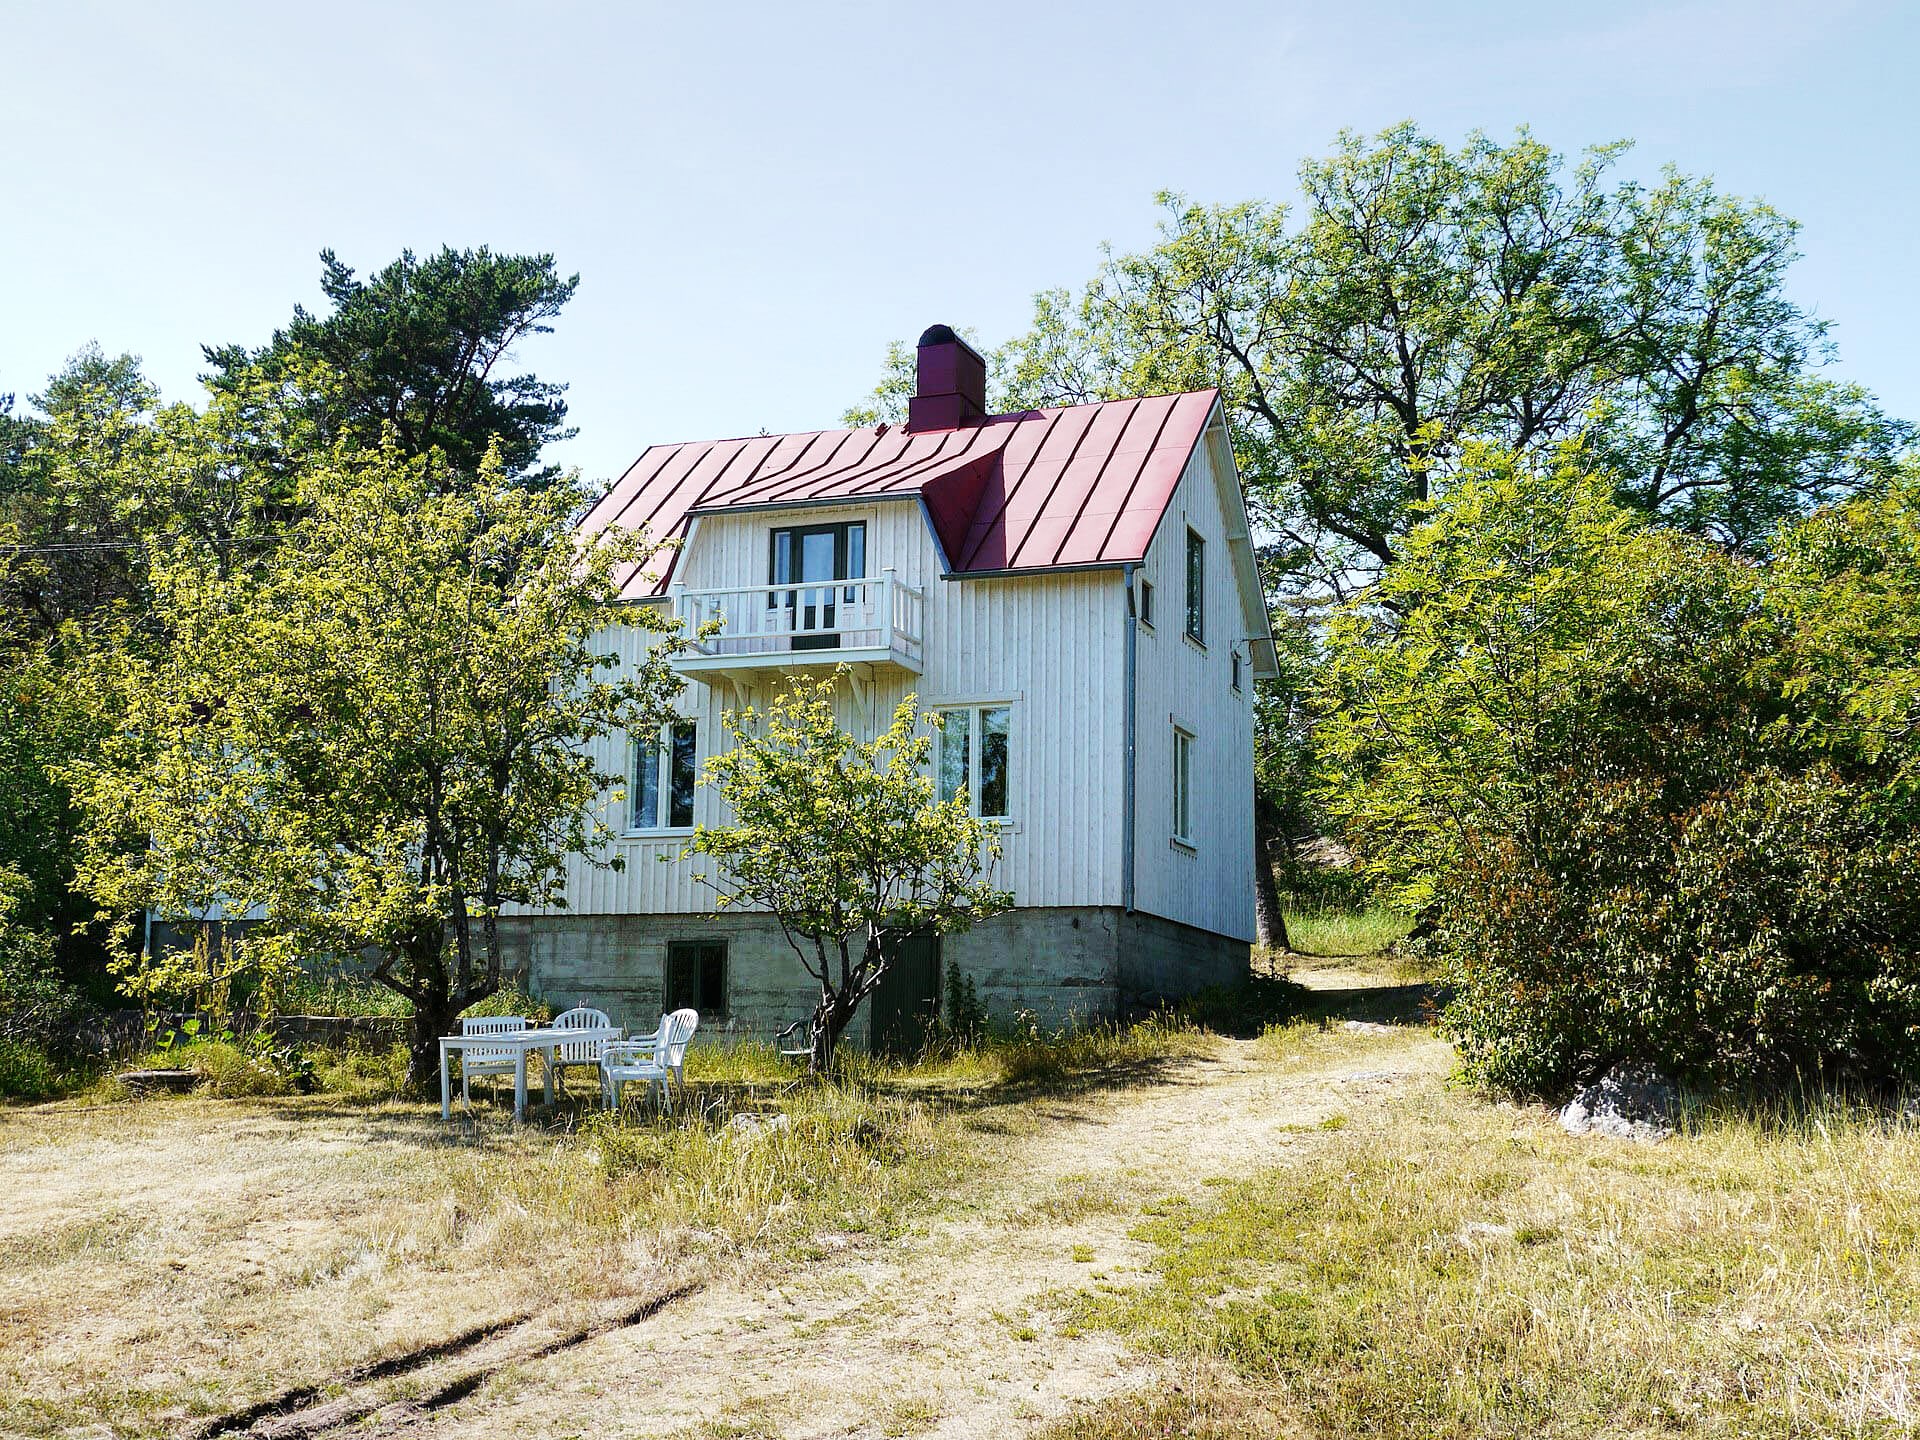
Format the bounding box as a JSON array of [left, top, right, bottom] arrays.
[[501, 326, 1279, 1047]]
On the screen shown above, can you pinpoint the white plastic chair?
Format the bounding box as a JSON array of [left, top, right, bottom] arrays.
[[600, 1008, 699, 1111], [459, 1015, 529, 1105], [549, 1006, 617, 1095]]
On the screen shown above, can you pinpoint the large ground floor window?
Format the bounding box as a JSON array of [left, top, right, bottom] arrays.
[[936, 704, 1011, 820]]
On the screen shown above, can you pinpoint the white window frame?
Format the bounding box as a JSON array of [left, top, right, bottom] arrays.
[[1138, 577, 1155, 630], [935, 702, 1013, 822], [1171, 725, 1195, 848], [627, 719, 697, 834]]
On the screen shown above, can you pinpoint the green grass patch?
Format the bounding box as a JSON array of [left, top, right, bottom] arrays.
[[1281, 900, 1412, 957], [1059, 1085, 1920, 1437]]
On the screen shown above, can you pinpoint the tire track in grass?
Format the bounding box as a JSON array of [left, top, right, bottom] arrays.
[[188, 1282, 701, 1439]]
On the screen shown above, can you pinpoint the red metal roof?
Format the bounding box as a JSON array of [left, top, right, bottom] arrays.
[[580, 390, 1221, 599]]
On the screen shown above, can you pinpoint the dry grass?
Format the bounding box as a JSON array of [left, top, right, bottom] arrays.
[[1055, 1032, 1920, 1438], [0, 1012, 1206, 1437], [0, 1083, 975, 1436]]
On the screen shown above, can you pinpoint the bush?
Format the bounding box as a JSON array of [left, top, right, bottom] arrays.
[[1325, 455, 1920, 1096], [461, 984, 552, 1022], [0, 871, 88, 1099], [1438, 767, 1920, 1094]]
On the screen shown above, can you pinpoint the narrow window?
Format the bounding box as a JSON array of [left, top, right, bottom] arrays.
[[1138, 579, 1155, 629], [665, 941, 727, 1019], [979, 705, 1010, 819], [938, 708, 972, 806], [630, 729, 661, 832], [668, 720, 696, 827], [936, 704, 1012, 820], [630, 720, 697, 831], [1185, 529, 1205, 644], [1172, 727, 1194, 845], [1231, 649, 1243, 692]]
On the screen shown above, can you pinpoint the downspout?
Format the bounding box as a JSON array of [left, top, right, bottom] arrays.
[[1122, 563, 1138, 915]]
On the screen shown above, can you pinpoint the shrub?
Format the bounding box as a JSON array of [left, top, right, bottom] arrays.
[[1326, 454, 1920, 1095], [1438, 767, 1920, 1094], [0, 868, 88, 1099], [461, 984, 552, 1022]]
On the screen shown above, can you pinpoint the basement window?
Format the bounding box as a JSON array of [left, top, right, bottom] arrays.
[[630, 719, 696, 832], [936, 704, 1011, 820], [665, 940, 728, 1019]]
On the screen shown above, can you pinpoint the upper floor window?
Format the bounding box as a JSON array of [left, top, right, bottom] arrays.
[[631, 719, 696, 832], [1138, 578, 1155, 630], [1185, 529, 1205, 644], [1172, 726, 1194, 846], [937, 704, 1011, 820], [1231, 648, 1243, 692]]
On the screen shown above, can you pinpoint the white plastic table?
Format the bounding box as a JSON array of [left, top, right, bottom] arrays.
[[438, 1024, 622, 1122]]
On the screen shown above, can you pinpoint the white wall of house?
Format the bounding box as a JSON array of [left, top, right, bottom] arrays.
[[543, 495, 1129, 918], [539, 421, 1257, 949], [1127, 426, 1258, 943]]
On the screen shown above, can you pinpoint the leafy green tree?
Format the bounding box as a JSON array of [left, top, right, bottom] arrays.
[[1319, 448, 1920, 1092], [869, 126, 1908, 596], [70, 443, 684, 1088], [684, 675, 1013, 1072], [203, 247, 579, 486], [1314, 444, 1695, 906]]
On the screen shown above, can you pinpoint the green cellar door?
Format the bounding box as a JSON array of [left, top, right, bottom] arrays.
[[870, 932, 941, 1057]]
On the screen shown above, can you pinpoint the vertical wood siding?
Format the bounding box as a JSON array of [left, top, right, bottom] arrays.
[[536, 496, 1128, 916], [1126, 434, 1258, 942]]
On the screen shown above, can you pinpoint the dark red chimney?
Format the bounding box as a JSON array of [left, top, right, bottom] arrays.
[[906, 323, 987, 432]]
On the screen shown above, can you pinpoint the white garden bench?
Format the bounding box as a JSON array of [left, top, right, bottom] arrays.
[[601, 1008, 699, 1111]]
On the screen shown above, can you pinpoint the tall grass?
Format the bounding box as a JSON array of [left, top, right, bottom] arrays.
[[1282, 899, 1411, 957], [1059, 1084, 1920, 1437], [676, 1013, 1216, 1093]]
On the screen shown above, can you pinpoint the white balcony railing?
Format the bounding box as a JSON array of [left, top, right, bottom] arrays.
[[671, 570, 924, 672]]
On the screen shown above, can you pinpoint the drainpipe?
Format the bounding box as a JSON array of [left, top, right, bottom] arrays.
[[1122, 563, 1138, 915]]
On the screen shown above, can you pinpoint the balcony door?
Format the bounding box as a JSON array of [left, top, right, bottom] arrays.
[[770, 521, 864, 651]]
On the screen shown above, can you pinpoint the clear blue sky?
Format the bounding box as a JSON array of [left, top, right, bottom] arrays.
[[3, 0, 1914, 487]]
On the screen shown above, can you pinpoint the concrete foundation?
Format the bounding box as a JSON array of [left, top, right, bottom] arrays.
[[499, 906, 1249, 1047]]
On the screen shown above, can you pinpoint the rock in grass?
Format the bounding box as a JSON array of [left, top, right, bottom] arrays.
[[1559, 1066, 1678, 1142], [725, 1111, 791, 1140]]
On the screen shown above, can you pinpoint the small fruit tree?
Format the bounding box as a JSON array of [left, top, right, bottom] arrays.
[[684, 674, 1012, 1071], [72, 442, 685, 1089]]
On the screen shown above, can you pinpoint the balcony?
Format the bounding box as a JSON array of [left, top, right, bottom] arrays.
[[670, 572, 925, 683]]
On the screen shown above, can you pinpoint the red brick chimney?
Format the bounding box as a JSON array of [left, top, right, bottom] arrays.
[[906, 324, 987, 432]]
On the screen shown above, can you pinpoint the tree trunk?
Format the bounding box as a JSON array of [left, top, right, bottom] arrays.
[[1252, 796, 1293, 954], [407, 994, 461, 1094], [808, 990, 860, 1075]]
